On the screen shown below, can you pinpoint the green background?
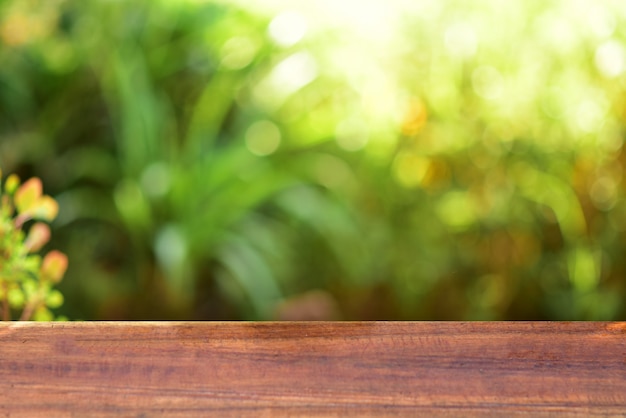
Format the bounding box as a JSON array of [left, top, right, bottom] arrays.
[[2, 0, 626, 320]]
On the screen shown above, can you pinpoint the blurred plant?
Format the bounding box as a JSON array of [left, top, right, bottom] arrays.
[[0, 169, 68, 320], [2, 0, 626, 321]]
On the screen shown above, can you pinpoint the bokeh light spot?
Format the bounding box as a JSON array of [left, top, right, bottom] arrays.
[[472, 66, 503, 100], [268, 11, 308, 47], [436, 191, 478, 230], [392, 153, 430, 188], [246, 120, 282, 156], [141, 162, 171, 198], [253, 51, 318, 110], [335, 119, 369, 151], [444, 22, 478, 58], [313, 154, 352, 190], [575, 99, 606, 134], [590, 176, 617, 210], [595, 40, 626, 78], [221, 36, 258, 70], [154, 224, 188, 279]]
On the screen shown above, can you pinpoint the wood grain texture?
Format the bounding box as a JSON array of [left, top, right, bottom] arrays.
[[0, 322, 625, 417]]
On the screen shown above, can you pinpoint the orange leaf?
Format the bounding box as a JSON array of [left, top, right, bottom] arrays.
[[40, 250, 68, 283], [24, 222, 51, 253]]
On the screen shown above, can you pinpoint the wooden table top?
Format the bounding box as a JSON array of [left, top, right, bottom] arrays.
[[1, 322, 625, 416]]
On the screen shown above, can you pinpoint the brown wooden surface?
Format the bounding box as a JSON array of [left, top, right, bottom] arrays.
[[1, 322, 625, 417]]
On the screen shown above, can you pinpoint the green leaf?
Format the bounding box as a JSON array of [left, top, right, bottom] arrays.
[[32, 306, 54, 321], [46, 289, 64, 309], [23, 255, 42, 275], [4, 174, 20, 195], [22, 278, 39, 297], [7, 288, 25, 308], [40, 251, 68, 283]]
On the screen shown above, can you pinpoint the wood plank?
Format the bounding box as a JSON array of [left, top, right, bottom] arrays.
[[0, 322, 625, 416]]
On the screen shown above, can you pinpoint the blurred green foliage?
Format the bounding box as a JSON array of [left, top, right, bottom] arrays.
[[1, 0, 626, 320], [0, 171, 68, 321]]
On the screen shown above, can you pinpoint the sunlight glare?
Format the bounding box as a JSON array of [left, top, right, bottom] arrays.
[[268, 11, 308, 47]]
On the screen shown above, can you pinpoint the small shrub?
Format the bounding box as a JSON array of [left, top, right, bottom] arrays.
[[0, 169, 68, 320]]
